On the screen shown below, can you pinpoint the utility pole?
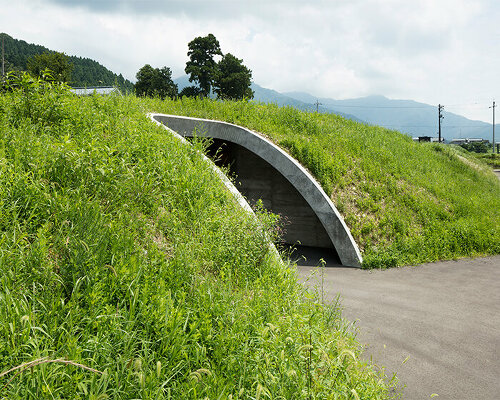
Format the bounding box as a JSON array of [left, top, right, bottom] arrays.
[[490, 101, 496, 153], [1, 33, 5, 80], [315, 99, 322, 113], [438, 104, 444, 143]]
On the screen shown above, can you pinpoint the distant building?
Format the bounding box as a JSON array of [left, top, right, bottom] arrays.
[[413, 136, 443, 143], [450, 138, 490, 145], [70, 86, 121, 96]]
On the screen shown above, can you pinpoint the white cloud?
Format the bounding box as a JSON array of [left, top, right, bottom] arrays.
[[1, 0, 498, 122]]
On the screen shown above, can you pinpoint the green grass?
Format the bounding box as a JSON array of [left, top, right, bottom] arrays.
[[0, 76, 393, 398], [472, 152, 500, 168], [142, 97, 500, 268]]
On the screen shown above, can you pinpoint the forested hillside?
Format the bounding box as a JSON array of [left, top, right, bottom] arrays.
[[1, 33, 133, 92]]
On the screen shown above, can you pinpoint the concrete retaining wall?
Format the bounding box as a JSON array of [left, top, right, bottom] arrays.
[[150, 113, 362, 267]]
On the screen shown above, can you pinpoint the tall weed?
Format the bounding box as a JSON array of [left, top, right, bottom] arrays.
[[0, 83, 392, 397], [147, 97, 500, 268]]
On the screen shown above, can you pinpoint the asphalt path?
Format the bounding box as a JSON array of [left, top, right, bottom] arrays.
[[297, 256, 500, 399]]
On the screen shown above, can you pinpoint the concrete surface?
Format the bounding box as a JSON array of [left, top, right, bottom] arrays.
[[206, 139, 334, 249], [150, 113, 362, 267], [297, 256, 500, 399], [148, 114, 255, 215], [149, 113, 283, 264]]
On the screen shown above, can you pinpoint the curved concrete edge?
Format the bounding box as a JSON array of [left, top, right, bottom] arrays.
[[147, 113, 283, 264], [150, 113, 363, 268]]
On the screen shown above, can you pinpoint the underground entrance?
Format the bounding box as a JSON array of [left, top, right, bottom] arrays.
[[192, 138, 341, 266], [150, 114, 363, 268]]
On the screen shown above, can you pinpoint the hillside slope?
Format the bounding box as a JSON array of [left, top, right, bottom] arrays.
[[0, 33, 134, 92], [146, 97, 500, 268], [0, 76, 392, 398]]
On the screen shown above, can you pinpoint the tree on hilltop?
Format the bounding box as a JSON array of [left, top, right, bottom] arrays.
[[185, 33, 222, 98], [27, 51, 73, 82], [213, 53, 253, 100], [135, 64, 178, 99]]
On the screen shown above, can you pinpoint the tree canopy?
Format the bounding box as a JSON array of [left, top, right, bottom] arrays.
[[179, 85, 202, 98], [213, 53, 254, 100], [134, 34, 253, 101], [135, 64, 178, 99], [185, 34, 222, 98], [26, 51, 73, 82], [1, 33, 136, 92], [183, 34, 253, 100], [460, 141, 490, 153]]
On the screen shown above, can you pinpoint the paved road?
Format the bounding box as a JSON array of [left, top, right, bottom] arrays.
[[297, 256, 500, 399]]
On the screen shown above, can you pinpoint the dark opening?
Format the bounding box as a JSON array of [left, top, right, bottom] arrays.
[[190, 137, 341, 266]]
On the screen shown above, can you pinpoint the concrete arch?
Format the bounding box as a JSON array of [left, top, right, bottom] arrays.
[[149, 113, 282, 264], [150, 113, 362, 267]]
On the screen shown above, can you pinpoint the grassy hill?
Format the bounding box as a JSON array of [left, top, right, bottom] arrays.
[[143, 97, 500, 268], [0, 76, 393, 398], [0, 33, 134, 92]]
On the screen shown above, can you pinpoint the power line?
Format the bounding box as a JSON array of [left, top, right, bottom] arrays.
[[490, 101, 497, 153], [444, 103, 488, 108], [325, 104, 430, 109], [381, 125, 487, 128], [382, 125, 437, 128], [320, 101, 492, 110]]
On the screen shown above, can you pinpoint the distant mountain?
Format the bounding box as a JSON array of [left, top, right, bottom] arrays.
[[284, 92, 495, 142], [174, 76, 497, 142], [173, 75, 192, 91], [251, 84, 363, 121], [251, 84, 311, 109], [173, 76, 361, 121], [1, 33, 134, 92]]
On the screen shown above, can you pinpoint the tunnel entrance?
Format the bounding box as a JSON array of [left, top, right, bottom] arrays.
[[196, 137, 341, 265], [150, 113, 362, 267]]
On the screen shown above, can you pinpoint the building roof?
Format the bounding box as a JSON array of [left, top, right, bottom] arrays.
[[70, 86, 120, 96], [450, 138, 490, 144]]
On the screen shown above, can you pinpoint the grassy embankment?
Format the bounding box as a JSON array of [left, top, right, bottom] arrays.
[[145, 97, 500, 268], [472, 152, 500, 169], [0, 76, 393, 398]]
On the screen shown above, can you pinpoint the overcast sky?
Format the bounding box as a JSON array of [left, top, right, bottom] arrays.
[[1, 0, 498, 122]]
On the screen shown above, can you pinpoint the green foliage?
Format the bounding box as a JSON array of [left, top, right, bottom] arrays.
[[0, 81, 392, 397], [213, 53, 254, 100], [179, 85, 202, 98], [459, 141, 490, 153], [69, 56, 134, 92], [27, 51, 73, 83], [135, 64, 177, 99], [1, 32, 134, 92], [2, 71, 70, 126], [474, 152, 500, 168], [185, 34, 222, 97], [182, 35, 253, 100], [0, 32, 49, 72], [144, 97, 500, 269]]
